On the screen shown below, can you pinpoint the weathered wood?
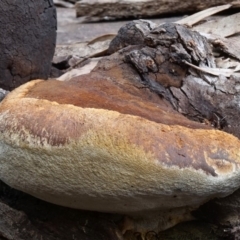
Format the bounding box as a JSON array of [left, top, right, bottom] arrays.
[[0, 0, 57, 90], [107, 20, 240, 139], [0, 201, 41, 240], [0, 180, 123, 240], [76, 0, 234, 21]]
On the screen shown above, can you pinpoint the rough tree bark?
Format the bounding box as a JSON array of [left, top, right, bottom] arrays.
[[108, 20, 240, 140], [0, 0, 57, 90]]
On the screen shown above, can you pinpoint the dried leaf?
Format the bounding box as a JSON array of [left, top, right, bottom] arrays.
[[57, 58, 100, 81], [208, 36, 240, 61], [53, 0, 74, 8], [193, 12, 240, 37], [215, 57, 240, 69], [87, 34, 116, 45], [176, 4, 232, 27], [55, 34, 115, 59], [183, 60, 240, 77], [76, 0, 235, 21]]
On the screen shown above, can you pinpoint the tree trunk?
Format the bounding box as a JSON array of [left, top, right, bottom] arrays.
[[0, 0, 57, 90]]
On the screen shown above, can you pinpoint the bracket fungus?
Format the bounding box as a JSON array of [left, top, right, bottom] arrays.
[[1, 22, 240, 237], [1, 70, 240, 235]]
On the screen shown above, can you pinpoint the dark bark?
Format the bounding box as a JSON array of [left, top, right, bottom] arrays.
[[109, 20, 240, 139], [0, 0, 57, 90], [0, 180, 123, 240]]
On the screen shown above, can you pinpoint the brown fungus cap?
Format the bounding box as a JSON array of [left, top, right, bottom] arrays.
[[0, 77, 240, 215]]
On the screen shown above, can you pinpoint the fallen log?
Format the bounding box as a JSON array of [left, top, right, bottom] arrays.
[[107, 18, 240, 139], [76, 0, 236, 21]]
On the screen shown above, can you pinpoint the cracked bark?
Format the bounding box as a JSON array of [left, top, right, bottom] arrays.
[[109, 20, 240, 140], [0, 0, 57, 90]]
